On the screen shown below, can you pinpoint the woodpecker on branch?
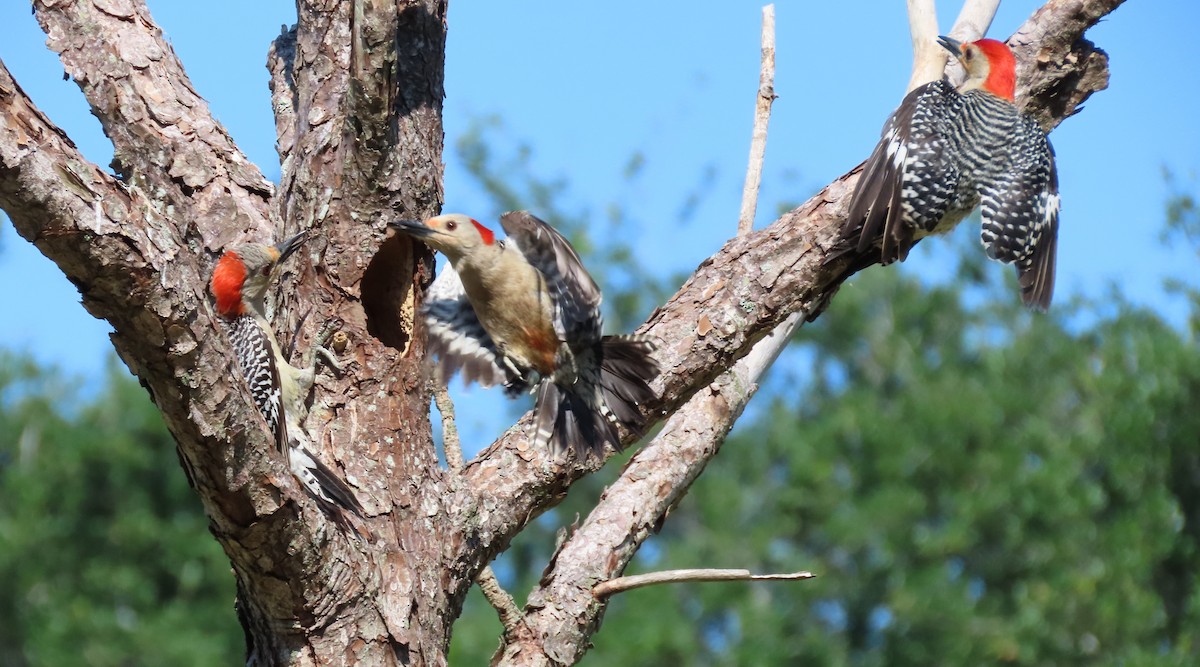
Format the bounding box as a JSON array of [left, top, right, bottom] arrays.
[[210, 233, 365, 529], [837, 36, 1059, 310], [390, 211, 659, 457]]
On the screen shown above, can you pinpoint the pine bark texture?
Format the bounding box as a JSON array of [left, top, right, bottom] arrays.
[[0, 0, 1123, 665]]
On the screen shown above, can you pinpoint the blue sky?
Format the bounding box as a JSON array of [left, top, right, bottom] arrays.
[[1, 0, 1197, 385]]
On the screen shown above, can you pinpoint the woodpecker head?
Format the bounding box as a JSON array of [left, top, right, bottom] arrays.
[[938, 36, 1016, 101], [389, 214, 496, 263], [211, 232, 307, 317]]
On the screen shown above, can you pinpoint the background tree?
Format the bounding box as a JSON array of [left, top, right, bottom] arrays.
[[0, 356, 241, 666], [0, 0, 1140, 665]]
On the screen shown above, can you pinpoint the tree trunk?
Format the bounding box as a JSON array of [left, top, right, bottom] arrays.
[[0, 0, 1123, 664]]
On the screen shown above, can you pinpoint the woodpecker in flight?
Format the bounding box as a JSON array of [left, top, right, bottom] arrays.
[[210, 233, 365, 529], [390, 211, 659, 457], [838, 36, 1059, 310]]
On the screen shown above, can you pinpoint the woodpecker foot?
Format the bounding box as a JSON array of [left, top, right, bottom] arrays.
[[499, 354, 523, 380], [554, 342, 580, 386], [502, 379, 529, 399], [307, 320, 344, 376]]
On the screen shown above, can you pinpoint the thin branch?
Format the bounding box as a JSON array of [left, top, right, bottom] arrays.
[[435, 383, 523, 634], [906, 0, 946, 92], [477, 566, 524, 637], [737, 4, 777, 235], [433, 383, 464, 471], [593, 569, 815, 599], [950, 0, 1002, 40], [731, 0, 802, 501]]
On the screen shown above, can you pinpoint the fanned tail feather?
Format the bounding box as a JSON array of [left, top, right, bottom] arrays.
[[533, 381, 617, 458], [532, 335, 659, 458], [598, 335, 659, 430], [1018, 223, 1056, 312]]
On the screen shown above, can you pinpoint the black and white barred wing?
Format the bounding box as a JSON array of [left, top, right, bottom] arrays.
[[979, 116, 1059, 310], [845, 79, 960, 263], [224, 314, 289, 459], [422, 263, 510, 388], [499, 210, 603, 345]]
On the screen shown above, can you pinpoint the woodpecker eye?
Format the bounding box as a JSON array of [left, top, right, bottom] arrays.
[[445, 220, 458, 231], [261, 266, 272, 277], [963, 48, 974, 61]]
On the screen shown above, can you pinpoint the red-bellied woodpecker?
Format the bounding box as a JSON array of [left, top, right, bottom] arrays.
[[839, 36, 1059, 310], [210, 233, 365, 529], [390, 211, 659, 457]]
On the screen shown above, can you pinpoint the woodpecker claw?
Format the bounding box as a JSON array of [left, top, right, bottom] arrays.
[[314, 347, 342, 376], [306, 321, 344, 375]]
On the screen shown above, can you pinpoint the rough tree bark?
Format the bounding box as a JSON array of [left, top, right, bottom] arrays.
[[0, 0, 1123, 665]]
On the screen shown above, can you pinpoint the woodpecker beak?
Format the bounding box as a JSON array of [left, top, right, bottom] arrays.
[[937, 35, 964, 58], [388, 219, 437, 239], [275, 231, 308, 264]]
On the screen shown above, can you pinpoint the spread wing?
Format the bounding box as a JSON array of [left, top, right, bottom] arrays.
[[422, 263, 512, 388], [499, 211, 603, 345], [844, 79, 960, 263]]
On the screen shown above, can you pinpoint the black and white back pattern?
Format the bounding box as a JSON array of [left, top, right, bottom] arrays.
[[842, 78, 1059, 309], [224, 314, 288, 457]]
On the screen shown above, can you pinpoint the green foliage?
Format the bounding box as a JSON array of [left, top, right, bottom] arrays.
[[0, 356, 240, 666], [1162, 169, 1200, 335]]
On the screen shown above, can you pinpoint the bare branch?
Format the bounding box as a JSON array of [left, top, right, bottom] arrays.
[[737, 5, 777, 235], [906, 0, 946, 92], [477, 567, 524, 638], [949, 0, 1002, 41], [593, 569, 815, 599], [434, 383, 465, 471], [436, 383, 523, 634]]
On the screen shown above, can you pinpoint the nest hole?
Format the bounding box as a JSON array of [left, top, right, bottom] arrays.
[[361, 234, 421, 354]]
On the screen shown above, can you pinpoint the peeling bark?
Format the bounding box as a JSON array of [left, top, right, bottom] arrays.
[[0, 0, 1124, 665]]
